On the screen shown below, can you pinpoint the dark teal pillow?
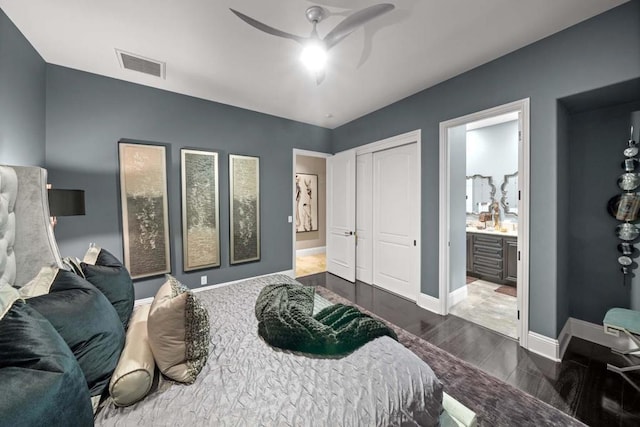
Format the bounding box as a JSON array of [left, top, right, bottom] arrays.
[[26, 269, 125, 397], [0, 299, 93, 426], [81, 247, 135, 330]]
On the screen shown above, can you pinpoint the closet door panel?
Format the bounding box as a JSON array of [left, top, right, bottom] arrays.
[[373, 143, 419, 300]]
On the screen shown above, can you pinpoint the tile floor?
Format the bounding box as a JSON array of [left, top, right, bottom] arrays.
[[295, 253, 326, 277], [450, 279, 518, 339]]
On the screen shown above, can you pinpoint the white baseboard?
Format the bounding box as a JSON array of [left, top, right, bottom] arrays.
[[528, 331, 561, 362], [134, 269, 295, 306], [417, 292, 441, 315], [558, 318, 572, 360], [528, 316, 639, 362], [134, 296, 154, 306], [448, 285, 468, 308], [569, 317, 635, 352], [296, 246, 326, 257]]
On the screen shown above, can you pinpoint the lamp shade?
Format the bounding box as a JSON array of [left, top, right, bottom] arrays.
[[48, 189, 85, 217]]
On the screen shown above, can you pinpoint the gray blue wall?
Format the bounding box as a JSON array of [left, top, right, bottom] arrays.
[[556, 102, 571, 335], [331, 1, 640, 338], [2, 2, 639, 338], [0, 9, 46, 166], [566, 100, 640, 325], [632, 110, 640, 310], [45, 66, 331, 299]]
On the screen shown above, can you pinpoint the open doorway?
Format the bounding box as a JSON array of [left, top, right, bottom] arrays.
[[439, 99, 530, 347], [292, 149, 330, 278]]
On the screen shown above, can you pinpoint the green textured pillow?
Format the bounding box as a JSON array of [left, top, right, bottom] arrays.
[[22, 267, 125, 397], [0, 285, 94, 426], [81, 245, 134, 330]]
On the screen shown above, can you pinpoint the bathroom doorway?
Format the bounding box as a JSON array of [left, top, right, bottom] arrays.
[[292, 149, 330, 278], [439, 99, 530, 347]]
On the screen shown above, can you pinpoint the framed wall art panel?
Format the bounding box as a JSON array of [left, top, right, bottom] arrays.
[[229, 154, 260, 264], [295, 173, 319, 232], [181, 149, 220, 271], [118, 141, 171, 279]]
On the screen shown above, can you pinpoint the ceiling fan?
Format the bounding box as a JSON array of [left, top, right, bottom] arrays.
[[230, 3, 395, 84]]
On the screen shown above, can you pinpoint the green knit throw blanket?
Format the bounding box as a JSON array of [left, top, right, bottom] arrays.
[[255, 283, 397, 355]]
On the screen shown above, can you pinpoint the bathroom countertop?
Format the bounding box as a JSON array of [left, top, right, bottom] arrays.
[[466, 227, 518, 238]]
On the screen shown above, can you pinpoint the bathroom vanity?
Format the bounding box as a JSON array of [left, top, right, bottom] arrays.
[[466, 229, 517, 286]]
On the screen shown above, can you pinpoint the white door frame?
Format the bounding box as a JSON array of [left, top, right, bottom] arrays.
[[438, 99, 530, 348], [292, 149, 331, 276]]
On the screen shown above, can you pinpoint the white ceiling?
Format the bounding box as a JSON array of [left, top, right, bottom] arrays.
[[0, 0, 627, 129]]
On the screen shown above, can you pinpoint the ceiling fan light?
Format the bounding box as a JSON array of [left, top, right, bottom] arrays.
[[300, 42, 327, 73]]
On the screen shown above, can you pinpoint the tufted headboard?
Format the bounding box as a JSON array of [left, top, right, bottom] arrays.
[[0, 165, 63, 288]]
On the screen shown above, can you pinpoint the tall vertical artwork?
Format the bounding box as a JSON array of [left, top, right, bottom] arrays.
[[295, 173, 319, 232], [229, 154, 260, 264], [118, 142, 171, 279], [181, 149, 220, 271]]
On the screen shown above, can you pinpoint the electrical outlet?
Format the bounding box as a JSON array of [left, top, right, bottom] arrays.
[[200, 275, 207, 286], [287, 215, 293, 223]]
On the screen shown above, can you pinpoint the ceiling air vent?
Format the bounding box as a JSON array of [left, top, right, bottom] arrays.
[[116, 49, 165, 79]]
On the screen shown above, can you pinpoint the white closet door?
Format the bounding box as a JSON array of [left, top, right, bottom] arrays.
[[326, 149, 356, 282], [373, 143, 419, 300], [356, 153, 373, 284]]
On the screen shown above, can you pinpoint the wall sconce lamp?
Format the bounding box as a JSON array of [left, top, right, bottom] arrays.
[[47, 188, 86, 227]]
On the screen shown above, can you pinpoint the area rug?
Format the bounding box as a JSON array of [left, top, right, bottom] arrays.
[[495, 285, 517, 297], [315, 286, 585, 427]]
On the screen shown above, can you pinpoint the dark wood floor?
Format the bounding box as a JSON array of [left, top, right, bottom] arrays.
[[297, 272, 640, 427]]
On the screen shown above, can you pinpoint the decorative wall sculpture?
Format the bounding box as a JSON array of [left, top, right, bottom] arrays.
[[607, 126, 638, 283], [118, 141, 171, 279], [229, 154, 260, 264], [181, 149, 220, 271]]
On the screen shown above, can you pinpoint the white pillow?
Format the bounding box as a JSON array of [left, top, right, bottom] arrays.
[[109, 304, 156, 406]]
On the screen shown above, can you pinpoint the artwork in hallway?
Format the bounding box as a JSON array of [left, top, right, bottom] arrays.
[[181, 149, 220, 271], [295, 173, 318, 232], [118, 141, 171, 279], [229, 154, 260, 264]]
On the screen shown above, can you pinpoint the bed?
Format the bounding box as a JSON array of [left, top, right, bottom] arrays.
[[0, 165, 473, 426], [96, 274, 443, 426]]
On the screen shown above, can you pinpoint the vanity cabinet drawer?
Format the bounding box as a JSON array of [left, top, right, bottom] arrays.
[[473, 265, 503, 282], [474, 245, 502, 259], [467, 232, 517, 285], [474, 254, 503, 269], [473, 235, 502, 249]]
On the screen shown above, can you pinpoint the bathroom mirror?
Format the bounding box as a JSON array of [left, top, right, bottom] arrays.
[[500, 172, 518, 216], [465, 174, 496, 215]]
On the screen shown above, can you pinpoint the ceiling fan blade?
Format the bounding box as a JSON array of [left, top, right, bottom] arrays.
[[230, 9, 306, 44], [323, 3, 394, 49]]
